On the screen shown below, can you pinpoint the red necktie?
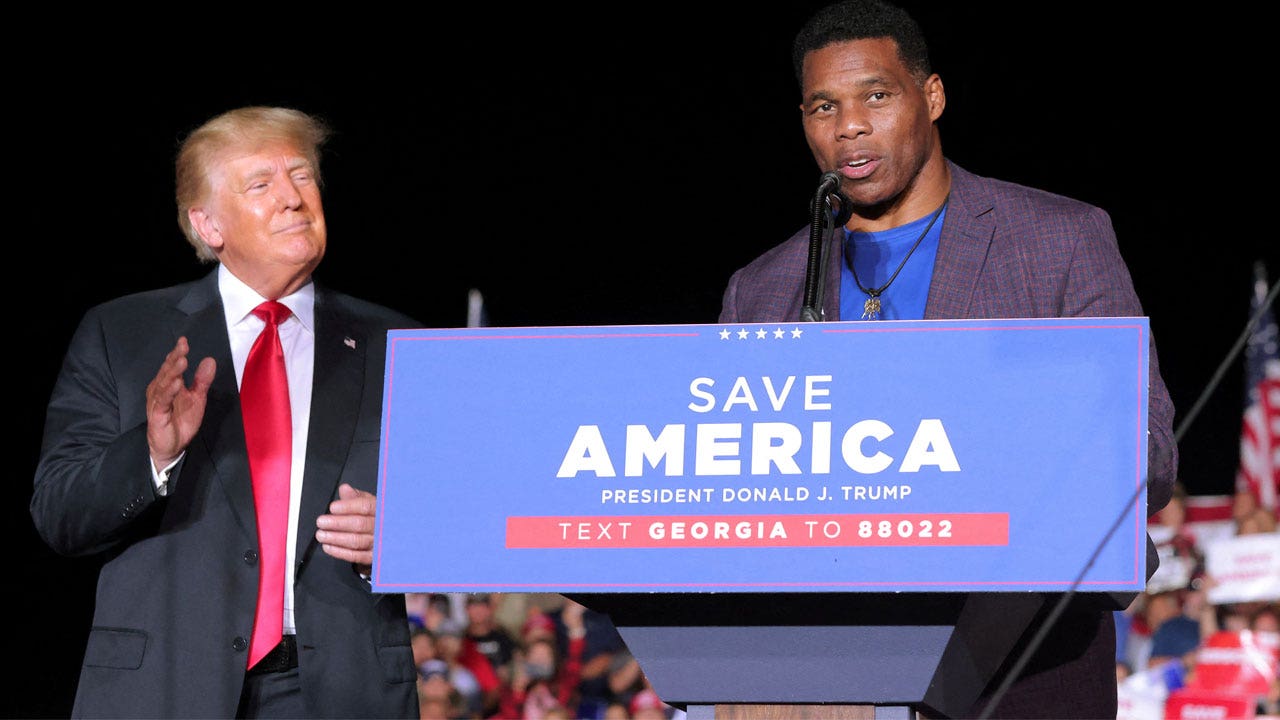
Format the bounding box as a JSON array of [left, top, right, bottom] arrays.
[[241, 300, 292, 670]]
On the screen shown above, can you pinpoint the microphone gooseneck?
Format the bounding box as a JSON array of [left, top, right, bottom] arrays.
[[800, 171, 848, 322]]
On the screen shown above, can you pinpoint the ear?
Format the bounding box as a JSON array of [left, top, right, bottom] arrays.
[[188, 207, 223, 252], [924, 73, 946, 122]]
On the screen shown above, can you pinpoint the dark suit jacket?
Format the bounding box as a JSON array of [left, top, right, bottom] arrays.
[[719, 161, 1178, 718], [31, 269, 420, 719]]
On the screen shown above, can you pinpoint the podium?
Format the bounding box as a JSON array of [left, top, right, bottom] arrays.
[[570, 591, 1055, 719], [371, 319, 1151, 719]]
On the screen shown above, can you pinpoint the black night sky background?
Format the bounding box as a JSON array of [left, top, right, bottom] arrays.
[[11, 4, 1276, 716]]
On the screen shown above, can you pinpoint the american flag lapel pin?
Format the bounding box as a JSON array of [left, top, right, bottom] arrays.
[[343, 337, 356, 350]]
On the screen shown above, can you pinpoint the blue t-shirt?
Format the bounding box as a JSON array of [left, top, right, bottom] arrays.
[[839, 204, 947, 321]]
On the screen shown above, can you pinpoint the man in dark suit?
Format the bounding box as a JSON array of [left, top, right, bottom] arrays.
[[719, 2, 1178, 717], [31, 106, 419, 718]]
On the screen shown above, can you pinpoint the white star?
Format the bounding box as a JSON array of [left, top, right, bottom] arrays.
[[737, 328, 749, 339], [791, 327, 803, 338], [755, 328, 768, 339], [719, 328, 731, 340], [773, 327, 785, 339]]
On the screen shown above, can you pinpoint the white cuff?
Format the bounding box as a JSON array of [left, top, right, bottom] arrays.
[[150, 453, 184, 496]]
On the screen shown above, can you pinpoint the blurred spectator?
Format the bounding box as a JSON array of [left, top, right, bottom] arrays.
[[465, 593, 518, 685], [1153, 483, 1201, 562], [418, 659, 467, 720], [498, 606, 586, 719], [436, 618, 498, 718], [1179, 576, 1228, 654], [1147, 612, 1201, 671], [1115, 603, 1136, 669], [1251, 604, 1279, 634], [1247, 602, 1280, 717], [423, 593, 458, 634], [603, 701, 631, 720], [1221, 607, 1250, 633], [500, 638, 574, 719], [418, 694, 455, 720], [1124, 590, 1185, 673], [1232, 489, 1260, 526], [606, 649, 648, 712], [407, 592, 431, 630], [488, 593, 543, 647], [413, 626, 438, 668], [553, 598, 628, 718], [1264, 679, 1280, 719], [629, 686, 670, 720], [522, 608, 558, 646], [1237, 505, 1278, 535]]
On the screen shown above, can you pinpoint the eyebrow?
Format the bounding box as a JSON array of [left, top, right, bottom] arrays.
[[804, 74, 897, 105], [240, 158, 312, 182], [241, 166, 275, 182]]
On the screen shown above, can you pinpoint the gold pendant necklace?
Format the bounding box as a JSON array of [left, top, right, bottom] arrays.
[[846, 195, 949, 320]]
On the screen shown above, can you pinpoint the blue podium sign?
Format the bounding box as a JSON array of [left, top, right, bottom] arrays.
[[372, 318, 1150, 593]]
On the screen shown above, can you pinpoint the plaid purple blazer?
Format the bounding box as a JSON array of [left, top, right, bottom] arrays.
[[719, 159, 1178, 718], [720, 160, 1176, 515]]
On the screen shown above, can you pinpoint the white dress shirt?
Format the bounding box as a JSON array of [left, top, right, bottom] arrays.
[[151, 264, 314, 635]]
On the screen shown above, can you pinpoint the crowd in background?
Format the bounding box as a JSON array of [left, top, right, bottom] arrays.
[[404, 485, 1278, 720], [1116, 486, 1279, 719], [406, 591, 681, 720]]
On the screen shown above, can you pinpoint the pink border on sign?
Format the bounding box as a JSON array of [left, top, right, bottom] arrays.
[[375, 321, 1150, 590]]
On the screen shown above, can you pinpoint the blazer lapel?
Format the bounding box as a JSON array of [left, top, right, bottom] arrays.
[[296, 286, 367, 564], [176, 270, 257, 540], [925, 163, 995, 320], [822, 227, 844, 321]]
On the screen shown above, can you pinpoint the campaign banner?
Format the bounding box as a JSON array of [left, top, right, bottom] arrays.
[[1205, 533, 1280, 605], [1163, 688, 1257, 720], [1191, 630, 1279, 697], [372, 318, 1150, 593]]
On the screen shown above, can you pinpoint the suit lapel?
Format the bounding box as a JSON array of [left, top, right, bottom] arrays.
[[924, 164, 995, 320], [822, 228, 844, 321], [296, 286, 367, 564], [176, 270, 257, 539]]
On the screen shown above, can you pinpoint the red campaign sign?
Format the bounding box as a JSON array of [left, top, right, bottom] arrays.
[[505, 513, 1009, 549], [1190, 630, 1279, 697], [1164, 688, 1256, 720]]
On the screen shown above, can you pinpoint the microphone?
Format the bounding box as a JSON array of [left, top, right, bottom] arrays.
[[818, 171, 855, 226], [817, 170, 842, 197], [800, 171, 851, 322]]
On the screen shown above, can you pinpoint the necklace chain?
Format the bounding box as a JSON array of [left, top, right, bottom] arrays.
[[845, 195, 950, 319]]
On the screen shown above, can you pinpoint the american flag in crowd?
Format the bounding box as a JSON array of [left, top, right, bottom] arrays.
[[1235, 260, 1280, 514]]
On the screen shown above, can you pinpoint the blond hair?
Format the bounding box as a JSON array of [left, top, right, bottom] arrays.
[[174, 106, 331, 262]]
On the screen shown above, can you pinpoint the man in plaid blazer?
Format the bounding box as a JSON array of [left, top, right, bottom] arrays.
[[718, 2, 1177, 717]]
